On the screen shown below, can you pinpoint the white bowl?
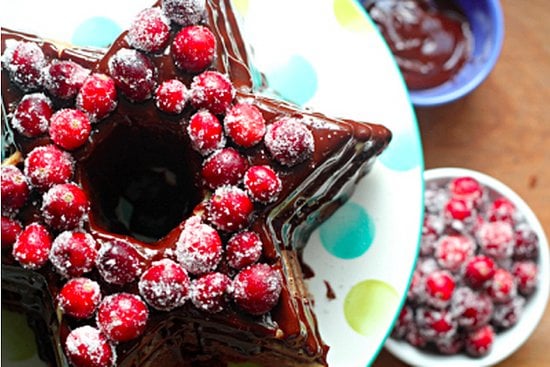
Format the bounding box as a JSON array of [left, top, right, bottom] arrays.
[[385, 167, 550, 367]]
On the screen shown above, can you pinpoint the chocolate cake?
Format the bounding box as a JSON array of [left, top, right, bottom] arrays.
[[1, 1, 392, 366]]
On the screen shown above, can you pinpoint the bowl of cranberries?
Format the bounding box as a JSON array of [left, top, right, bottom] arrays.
[[385, 167, 549, 366]]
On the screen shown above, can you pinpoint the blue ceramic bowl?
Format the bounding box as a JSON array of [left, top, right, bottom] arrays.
[[410, 0, 504, 107]]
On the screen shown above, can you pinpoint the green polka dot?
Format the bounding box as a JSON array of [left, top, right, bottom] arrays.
[[379, 128, 422, 171], [232, 0, 250, 16], [319, 202, 374, 259], [72, 16, 121, 48], [344, 280, 399, 336], [265, 54, 317, 106], [1, 309, 38, 361], [333, 0, 374, 32]]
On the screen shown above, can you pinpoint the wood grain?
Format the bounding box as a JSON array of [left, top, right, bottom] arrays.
[[374, 0, 550, 365]]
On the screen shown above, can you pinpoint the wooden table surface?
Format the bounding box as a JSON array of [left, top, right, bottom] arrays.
[[373, 0, 550, 366]]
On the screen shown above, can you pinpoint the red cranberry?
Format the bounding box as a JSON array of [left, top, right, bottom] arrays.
[[487, 268, 517, 303], [492, 296, 525, 329], [488, 196, 516, 223], [154, 79, 188, 114], [476, 220, 514, 260], [201, 148, 248, 189], [12, 223, 52, 269], [264, 117, 314, 167], [49, 231, 97, 278], [139, 259, 190, 311], [406, 270, 423, 303], [415, 307, 457, 341], [191, 272, 231, 313], [1, 164, 30, 213], [208, 186, 253, 232], [436, 333, 464, 355], [176, 216, 223, 275], [1, 216, 22, 248], [65, 326, 116, 367], [405, 325, 428, 348], [423, 269, 456, 309], [187, 109, 225, 155], [108, 48, 157, 102], [513, 223, 539, 260], [226, 231, 263, 269], [420, 213, 444, 256], [391, 305, 414, 339], [416, 257, 440, 277], [172, 25, 216, 73], [162, 0, 206, 25], [190, 71, 235, 114], [57, 277, 102, 319], [424, 186, 447, 213], [464, 324, 495, 357], [451, 287, 493, 330], [244, 165, 282, 204], [76, 73, 118, 122], [512, 260, 538, 296], [232, 263, 282, 315], [24, 145, 74, 190], [448, 176, 484, 208], [49, 109, 91, 150], [443, 197, 473, 225], [97, 293, 149, 343], [43, 59, 90, 100], [127, 8, 171, 53], [11, 93, 53, 137], [42, 183, 89, 231], [224, 103, 266, 148], [434, 234, 475, 273], [1, 40, 46, 91], [96, 240, 144, 285], [463, 255, 496, 288]]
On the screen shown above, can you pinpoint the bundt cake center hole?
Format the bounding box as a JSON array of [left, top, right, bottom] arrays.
[[81, 124, 200, 243]]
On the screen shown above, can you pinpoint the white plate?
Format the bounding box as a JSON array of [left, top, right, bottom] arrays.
[[1, 1, 424, 366]]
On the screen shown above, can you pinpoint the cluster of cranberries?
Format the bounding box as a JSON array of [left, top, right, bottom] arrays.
[[1, 1, 318, 366], [391, 176, 540, 357]]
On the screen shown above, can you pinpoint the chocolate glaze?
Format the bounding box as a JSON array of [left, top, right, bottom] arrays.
[[1, 0, 391, 366]]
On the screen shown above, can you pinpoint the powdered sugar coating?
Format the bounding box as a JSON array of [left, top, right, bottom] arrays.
[[1, 39, 46, 91], [41, 183, 89, 231], [187, 109, 226, 155], [49, 231, 97, 278], [176, 216, 223, 275], [224, 103, 266, 148], [451, 287, 493, 330], [138, 259, 190, 311], [96, 240, 144, 285], [415, 307, 457, 341], [264, 117, 314, 167], [65, 325, 116, 367], [208, 185, 253, 232], [476, 220, 515, 260], [190, 71, 235, 114], [58, 277, 102, 319], [24, 145, 74, 191], [108, 48, 157, 102], [127, 8, 171, 53], [11, 92, 53, 137], [162, 0, 206, 26], [1, 164, 30, 213], [154, 79, 188, 114], [434, 234, 475, 272], [243, 165, 282, 204], [43, 59, 90, 100], [226, 231, 263, 269], [97, 293, 149, 343], [12, 222, 52, 269], [190, 272, 231, 313]]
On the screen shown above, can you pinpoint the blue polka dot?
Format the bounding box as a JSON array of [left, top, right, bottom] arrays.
[[379, 128, 422, 171], [265, 54, 317, 106], [319, 202, 375, 259], [72, 17, 121, 48]]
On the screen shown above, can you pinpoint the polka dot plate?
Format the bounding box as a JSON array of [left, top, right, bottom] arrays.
[[1, 1, 424, 366]]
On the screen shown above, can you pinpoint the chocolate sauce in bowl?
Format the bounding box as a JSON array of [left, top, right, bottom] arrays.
[[364, 0, 473, 90]]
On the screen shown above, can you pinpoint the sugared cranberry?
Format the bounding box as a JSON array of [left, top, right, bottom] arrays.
[[416, 257, 440, 277], [244, 165, 282, 204], [42, 183, 89, 231], [423, 269, 456, 309], [43, 59, 90, 100], [57, 277, 102, 319], [226, 231, 263, 269], [127, 8, 171, 53], [1, 40, 46, 91], [1, 216, 22, 248], [187, 109, 225, 155], [463, 255, 496, 288], [424, 185, 447, 213], [513, 223, 539, 260], [49, 231, 97, 278], [172, 25, 216, 73], [436, 333, 464, 355], [11, 93, 53, 137], [476, 220, 514, 260], [12, 223, 52, 269], [434, 234, 475, 273], [49, 109, 91, 150], [96, 240, 144, 285], [464, 324, 495, 357], [451, 287, 493, 330], [201, 148, 248, 189], [191, 272, 231, 313], [264, 117, 314, 167], [232, 263, 282, 315], [154, 79, 188, 114], [139, 259, 190, 311], [224, 103, 266, 148], [406, 270, 423, 303], [162, 0, 206, 25], [512, 260, 538, 296], [108, 48, 157, 102], [208, 186, 253, 232], [492, 296, 525, 329], [190, 71, 235, 114], [97, 293, 149, 343], [415, 307, 457, 341], [420, 213, 444, 256], [487, 268, 517, 303], [443, 197, 473, 227], [448, 176, 484, 208], [405, 325, 428, 348], [488, 196, 516, 223], [1, 164, 29, 213], [65, 326, 116, 367], [391, 305, 413, 339], [176, 216, 223, 275], [24, 145, 74, 190], [76, 73, 118, 122]]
